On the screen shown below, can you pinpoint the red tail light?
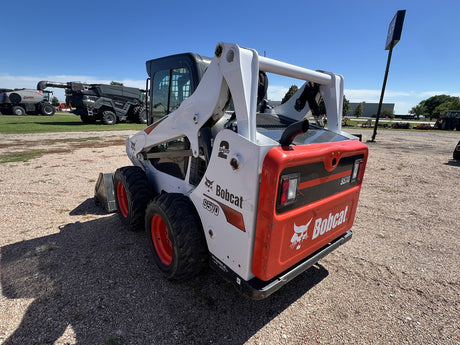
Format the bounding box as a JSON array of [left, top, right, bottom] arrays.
[[278, 173, 300, 207], [351, 159, 365, 183]]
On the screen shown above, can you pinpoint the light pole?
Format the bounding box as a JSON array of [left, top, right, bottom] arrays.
[[369, 10, 406, 142]]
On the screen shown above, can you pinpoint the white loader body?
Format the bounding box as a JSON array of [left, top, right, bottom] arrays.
[[117, 42, 368, 298]]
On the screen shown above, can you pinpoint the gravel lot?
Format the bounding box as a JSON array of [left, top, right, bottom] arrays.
[[0, 129, 459, 345]]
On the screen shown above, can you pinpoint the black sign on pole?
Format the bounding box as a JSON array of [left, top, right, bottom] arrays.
[[369, 10, 406, 143], [385, 10, 406, 50]]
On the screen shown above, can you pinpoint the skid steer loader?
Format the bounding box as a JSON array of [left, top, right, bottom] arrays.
[[107, 42, 368, 299]]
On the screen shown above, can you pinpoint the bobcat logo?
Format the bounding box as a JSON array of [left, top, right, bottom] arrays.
[[290, 218, 313, 250], [205, 177, 214, 192]]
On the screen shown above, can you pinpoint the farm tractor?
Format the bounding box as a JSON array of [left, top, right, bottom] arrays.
[[37, 81, 146, 125], [0, 88, 55, 116], [435, 110, 460, 131], [96, 42, 368, 299]]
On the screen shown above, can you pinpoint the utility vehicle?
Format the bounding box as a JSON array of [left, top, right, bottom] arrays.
[[109, 42, 368, 299]]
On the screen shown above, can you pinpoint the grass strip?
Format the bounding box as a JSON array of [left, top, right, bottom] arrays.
[[0, 149, 46, 163], [0, 112, 145, 134]]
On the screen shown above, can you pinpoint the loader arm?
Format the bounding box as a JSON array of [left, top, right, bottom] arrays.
[[127, 42, 344, 165]]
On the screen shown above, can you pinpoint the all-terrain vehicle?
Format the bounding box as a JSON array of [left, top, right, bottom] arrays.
[[108, 42, 368, 299], [37, 81, 146, 125], [0, 88, 55, 116]]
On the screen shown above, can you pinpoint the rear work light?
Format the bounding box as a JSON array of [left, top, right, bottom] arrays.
[[351, 158, 365, 183], [278, 173, 300, 207]]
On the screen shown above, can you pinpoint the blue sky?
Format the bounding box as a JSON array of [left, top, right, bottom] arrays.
[[1, 0, 459, 114]]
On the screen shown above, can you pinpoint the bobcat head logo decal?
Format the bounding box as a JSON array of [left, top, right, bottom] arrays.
[[290, 218, 313, 250], [205, 177, 214, 192]]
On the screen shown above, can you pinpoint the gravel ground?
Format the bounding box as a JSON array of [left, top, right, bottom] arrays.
[[0, 129, 459, 345]]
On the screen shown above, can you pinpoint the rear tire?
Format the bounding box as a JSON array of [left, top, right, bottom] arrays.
[[113, 166, 153, 231], [134, 106, 147, 124], [146, 193, 208, 280], [102, 110, 117, 125], [40, 103, 55, 116], [12, 106, 26, 116]]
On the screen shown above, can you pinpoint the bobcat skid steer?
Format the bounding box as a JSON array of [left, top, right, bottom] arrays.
[[112, 42, 368, 299]]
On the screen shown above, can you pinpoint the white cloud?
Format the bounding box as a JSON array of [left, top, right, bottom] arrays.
[[267, 85, 290, 101]]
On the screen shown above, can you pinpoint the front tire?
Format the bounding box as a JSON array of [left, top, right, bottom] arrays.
[[12, 106, 26, 116], [113, 166, 153, 231], [102, 110, 117, 125], [454, 141, 460, 160], [146, 193, 208, 280], [80, 113, 96, 124]]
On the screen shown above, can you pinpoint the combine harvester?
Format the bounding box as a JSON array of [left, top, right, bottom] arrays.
[[37, 81, 146, 125]]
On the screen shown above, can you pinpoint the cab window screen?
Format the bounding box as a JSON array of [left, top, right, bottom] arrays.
[[151, 68, 191, 118], [169, 68, 191, 112], [151, 69, 170, 118]]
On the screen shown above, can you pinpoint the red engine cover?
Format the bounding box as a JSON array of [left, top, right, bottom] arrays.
[[252, 140, 368, 281]]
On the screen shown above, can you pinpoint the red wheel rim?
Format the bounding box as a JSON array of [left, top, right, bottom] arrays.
[[151, 215, 173, 265], [116, 182, 129, 217]]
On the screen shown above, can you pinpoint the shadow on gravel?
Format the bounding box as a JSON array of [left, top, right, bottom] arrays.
[[1, 214, 328, 344], [445, 159, 460, 167], [69, 198, 109, 216]]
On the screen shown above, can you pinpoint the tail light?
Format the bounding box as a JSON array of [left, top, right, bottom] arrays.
[[278, 173, 300, 207], [351, 159, 365, 183]]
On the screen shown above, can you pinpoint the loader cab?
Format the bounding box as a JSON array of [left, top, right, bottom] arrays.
[[146, 53, 211, 124]]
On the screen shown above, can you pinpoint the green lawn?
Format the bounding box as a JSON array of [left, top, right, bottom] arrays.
[[0, 112, 146, 134]]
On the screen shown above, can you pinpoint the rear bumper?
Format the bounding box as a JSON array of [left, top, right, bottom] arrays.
[[210, 230, 352, 300]]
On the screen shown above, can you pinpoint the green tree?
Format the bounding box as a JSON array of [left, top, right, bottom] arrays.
[[51, 96, 60, 106], [342, 95, 350, 115], [281, 85, 298, 104], [354, 102, 363, 118], [421, 95, 455, 119], [433, 97, 460, 116], [409, 104, 427, 119], [110, 81, 124, 86], [318, 95, 350, 116], [381, 108, 395, 119], [411, 95, 459, 120]]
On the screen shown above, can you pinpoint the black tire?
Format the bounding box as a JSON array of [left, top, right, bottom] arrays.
[[454, 150, 460, 160], [454, 141, 460, 160], [80, 113, 96, 124], [40, 103, 55, 116], [12, 106, 26, 116], [134, 106, 147, 124], [114, 166, 153, 231], [102, 110, 117, 125], [145, 193, 208, 281]]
